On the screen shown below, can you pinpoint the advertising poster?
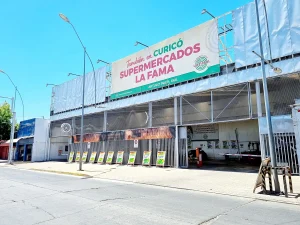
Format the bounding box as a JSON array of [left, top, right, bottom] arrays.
[[187, 126, 193, 149], [207, 141, 212, 149], [89, 151, 97, 163], [116, 151, 124, 164], [223, 141, 229, 149], [156, 151, 166, 167], [75, 151, 80, 162], [125, 126, 175, 140], [142, 151, 151, 166], [82, 151, 88, 163], [128, 151, 137, 165], [68, 151, 75, 163], [231, 140, 237, 149], [101, 131, 125, 141], [111, 20, 220, 99], [72, 126, 175, 143], [97, 152, 106, 164], [106, 151, 114, 164]]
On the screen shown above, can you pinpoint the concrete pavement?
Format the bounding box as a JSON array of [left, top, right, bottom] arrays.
[[1, 167, 300, 225], [1, 161, 300, 205]]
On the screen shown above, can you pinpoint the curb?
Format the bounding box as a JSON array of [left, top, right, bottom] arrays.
[[2, 165, 299, 206], [89, 176, 300, 206], [29, 168, 90, 177]]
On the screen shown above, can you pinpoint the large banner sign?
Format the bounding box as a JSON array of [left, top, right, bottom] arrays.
[[72, 131, 125, 143], [125, 126, 175, 140], [72, 126, 175, 143], [111, 20, 219, 99]]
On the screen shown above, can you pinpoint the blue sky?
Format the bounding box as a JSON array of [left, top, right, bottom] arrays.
[[0, 0, 251, 122]]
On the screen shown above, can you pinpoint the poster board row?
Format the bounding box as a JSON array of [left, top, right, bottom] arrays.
[[68, 150, 166, 167]]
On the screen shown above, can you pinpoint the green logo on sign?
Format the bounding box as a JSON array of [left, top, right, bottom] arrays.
[[194, 55, 210, 73]]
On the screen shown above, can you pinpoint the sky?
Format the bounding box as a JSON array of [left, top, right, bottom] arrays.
[[0, 0, 252, 122]]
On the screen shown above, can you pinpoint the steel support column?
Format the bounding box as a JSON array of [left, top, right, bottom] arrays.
[[211, 91, 214, 122], [179, 96, 183, 125], [148, 102, 153, 151], [255, 0, 280, 192], [255, 81, 262, 117], [248, 83, 253, 118], [256, 80, 265, 159], [103, 111, 107, 153], [70, 117, 75, 156], [71, 117, 76, 135], [174, 97, 179, 168]]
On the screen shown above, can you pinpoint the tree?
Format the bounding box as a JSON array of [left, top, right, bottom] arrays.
[[15, 123, 20, 132], [0, 102, 12, 140]]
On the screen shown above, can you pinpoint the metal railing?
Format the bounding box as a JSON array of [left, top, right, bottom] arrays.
[[262, 132, 299, 174]]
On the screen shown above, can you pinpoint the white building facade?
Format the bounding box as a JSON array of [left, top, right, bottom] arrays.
[[49, 0, 300, 174]]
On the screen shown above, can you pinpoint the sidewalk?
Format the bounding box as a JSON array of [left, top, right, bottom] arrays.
[[1, 161, 300, 205]]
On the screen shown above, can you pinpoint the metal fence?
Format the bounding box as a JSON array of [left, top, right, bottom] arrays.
[[107, 104, 148, 131], [70, 138, 175, 167], [262, 133, 299, 174], [179, 138, 188, 168], [260, 74, 300, 116]]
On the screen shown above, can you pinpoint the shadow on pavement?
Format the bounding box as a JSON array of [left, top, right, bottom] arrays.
[[188, 160, 259, 173]]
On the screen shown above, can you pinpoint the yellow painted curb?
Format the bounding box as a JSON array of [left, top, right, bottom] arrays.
[[30, 168, 89, 177]]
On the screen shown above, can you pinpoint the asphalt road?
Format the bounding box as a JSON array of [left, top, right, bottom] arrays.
[[0, 167, 300, 225]]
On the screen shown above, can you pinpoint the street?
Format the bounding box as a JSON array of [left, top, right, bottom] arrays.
[[0, 167, 299, 225]]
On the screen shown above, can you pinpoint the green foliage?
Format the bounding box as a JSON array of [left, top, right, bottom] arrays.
[[15, 123, 20, 132], [0, 102, 12, 140]]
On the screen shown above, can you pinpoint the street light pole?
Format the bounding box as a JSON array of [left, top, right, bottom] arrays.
[[9, 111, 16, 164], [68, 73, 81, 77], [0, 70, 24, 121], [134, 41, 148, 48], [201, 9, 216, 18], [254, 0, 280, 192], [46, 83, 57, 87], [59, 13, 97, 171], [79, 47, 86, 171], [59, 13, 97, 107]]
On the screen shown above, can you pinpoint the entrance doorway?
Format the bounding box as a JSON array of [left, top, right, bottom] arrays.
[[25, 145, 32, 161], [179, 120, 261, 172], [18, 145, 25, 160]]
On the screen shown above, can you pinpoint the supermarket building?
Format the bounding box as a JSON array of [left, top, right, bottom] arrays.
[[49, 0, 300, 174]]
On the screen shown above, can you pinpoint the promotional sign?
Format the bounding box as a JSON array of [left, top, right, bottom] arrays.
[[89, 151, 97, 163], [82, 151, 88, 163], [72, 126, 175, 143], [111, 20, 219, 99], [134, 140, 138, 148], [87, 142, 91, 149], [156, 151, 166, 166], [75, 151, 80, 162], [106, 151, 114, 164], [125, 126, 175, 140], [97, 152, 106, 164], [68, 151, 75, 163], [116, 151, 124, 164], [17, 118, 35, 138], [128, 151, 137, 165], [142, 151, 151, 166]]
